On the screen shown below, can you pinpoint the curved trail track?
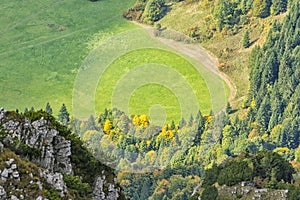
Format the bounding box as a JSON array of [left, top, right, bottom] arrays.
[[132, 21, 237, 102]]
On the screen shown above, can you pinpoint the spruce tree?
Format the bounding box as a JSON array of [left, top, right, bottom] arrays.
[[170, 120, 176, 130], [188, 114, 194, 127], [226, 102, 232, 114], [253, 0, 271, 18], [270, 0, 287, 15], [179, 117, 186, 128], [58, 103, 70, 125], [243, 30, 250, 48], [45, 102, 53, 114]]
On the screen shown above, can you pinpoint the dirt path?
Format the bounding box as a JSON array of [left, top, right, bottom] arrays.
[[132, 21, 237, 102]]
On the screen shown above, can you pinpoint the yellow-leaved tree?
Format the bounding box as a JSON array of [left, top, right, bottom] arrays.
[[139, 115, 149, 127], [103, 119, 112, 133], [132, 115, 140, 126], [132, 114, 149, 127]]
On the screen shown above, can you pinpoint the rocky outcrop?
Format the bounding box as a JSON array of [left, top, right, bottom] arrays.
[[1, 158, 20, 183], [39, 169, 67, 197], [0, 108, 126, 199], [0, 108, 72, 175], [216, 182, 288, 200], [93, 171, 121, 200]]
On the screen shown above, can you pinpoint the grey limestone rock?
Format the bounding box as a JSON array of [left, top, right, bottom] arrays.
[[0, 142, 3, 153], [36, 196, 43, 200], [11, 164, 17, 170], [1, 111, 73, 175], [1, 169, 9, 178], [0, 185, 6, 200], [10, 195, 19, 200], [12, 171, 19, 178], [39, 170, 66, 197], [93, 175, 121, 200], [93, 176, 106, 200], [0, 109, 124, 200]]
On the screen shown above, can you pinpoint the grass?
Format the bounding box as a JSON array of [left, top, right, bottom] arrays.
[[129, 84, 179, 124], [95, 48, 211, 124], [161, 2, 211, 33], [1, 0, 228, 124], [73, 26, 227, 123], [0, 0, 136, 114]]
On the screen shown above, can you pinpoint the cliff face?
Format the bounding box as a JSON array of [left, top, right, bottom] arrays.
[[0, 108, 125, 200]]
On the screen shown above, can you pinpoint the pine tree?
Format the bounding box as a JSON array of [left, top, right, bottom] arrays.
[[226, 102, 232, 114], [30, 107, 35, 112], [270, 0, 288, 15], [253, 0, 271, 18], [45, 102, 53, 114], [243, 30, 250, 48], [179, 117, 186, 128], [256, 94, 271, 130], [188, 114, 194, 127], [170, 120, 176, 130], [24, 108, 28, 113], [140, 178, 152, 199], [58, 103, 70, 125]]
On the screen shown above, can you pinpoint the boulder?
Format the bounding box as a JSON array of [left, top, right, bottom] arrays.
[[12, 171, 19, 178], [0, 142, 3, 153], [0, 185, 6, 199], [11, 164, 17, 170], [1, 168, 9, 178]]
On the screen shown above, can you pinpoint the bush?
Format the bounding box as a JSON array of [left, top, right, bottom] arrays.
[[142, 0, 166, 24], [201, 185, 218, 200], [217, 160, 253, 186], [63, 174, 92, 198]]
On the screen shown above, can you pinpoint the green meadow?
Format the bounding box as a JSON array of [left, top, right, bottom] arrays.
[[95, 48, 211, 123], [0, 0, 135, 113], [1, 0, 227, 124]]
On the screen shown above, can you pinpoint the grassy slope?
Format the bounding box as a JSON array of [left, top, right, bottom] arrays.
[[0, 0, 136, 114], [158, 1, 286, 108], [95, 48, 211, 123], [1, 0, 219, 124], [0, 148, 50, 198]]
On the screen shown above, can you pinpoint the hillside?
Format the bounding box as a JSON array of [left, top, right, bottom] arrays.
[[0, 108, 126, 200], [1, 0, 299, 199], [125, 0, 289, 106]]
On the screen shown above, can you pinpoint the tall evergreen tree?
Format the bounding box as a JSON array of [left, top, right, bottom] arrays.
[[256, 94, 271, 130], [58, 103, 70, 125], [45, 102, 53, 115], [270, 0, 288, 15], [179, 117, 186, 128], [170, 120, 176, 130], [268, 82, 284, 131], [225, 102, 232, 114], [242, 29, 250, 48], [188, 114, 194, 127], [253, 0, 271, 18]]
